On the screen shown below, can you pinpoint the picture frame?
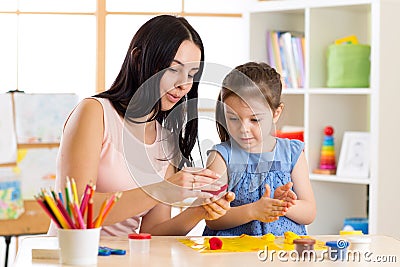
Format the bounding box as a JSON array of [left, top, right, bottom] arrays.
[[337, 132, 370, 178]]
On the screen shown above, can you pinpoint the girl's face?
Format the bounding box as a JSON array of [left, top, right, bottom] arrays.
[[224, 95, 277, 153], [160, 40, 201, 111]]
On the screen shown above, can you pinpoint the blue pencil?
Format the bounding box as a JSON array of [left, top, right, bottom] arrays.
[[58, 191, 64, 206]]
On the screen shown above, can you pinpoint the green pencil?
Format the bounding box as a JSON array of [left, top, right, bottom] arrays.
[[65, 186, 72, 218]]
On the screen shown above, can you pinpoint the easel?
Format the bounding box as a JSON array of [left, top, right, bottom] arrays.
[[0, 91, 65, 266], [0, 200, 50, 267]]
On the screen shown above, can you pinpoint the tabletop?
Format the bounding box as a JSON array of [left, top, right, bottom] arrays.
[[13, 234, 400, 266]]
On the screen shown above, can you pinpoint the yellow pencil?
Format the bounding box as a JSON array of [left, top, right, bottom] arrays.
[[43, 192, 70, 229], [71, 178, 79, 205]]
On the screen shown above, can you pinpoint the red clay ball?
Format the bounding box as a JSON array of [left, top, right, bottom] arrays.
[[209, 237, 223, 250]]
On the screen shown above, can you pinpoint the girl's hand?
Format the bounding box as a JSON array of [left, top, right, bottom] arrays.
[[250, 184, 288, 223], [200, 192, 235, 220], [273, 182, 297, 208]]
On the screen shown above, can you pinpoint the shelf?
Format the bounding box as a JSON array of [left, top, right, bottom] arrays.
[[251, 0, 374, 12], [245, 0, 399, 236], [0, 162, 17, 168], [282, 89, 305, 95], [282, 88, 372, 95], [310, 174, 371, 184], [307, 88, 371, 95], [17, 143, 59, 149]]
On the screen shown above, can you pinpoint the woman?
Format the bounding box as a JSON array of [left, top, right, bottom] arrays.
[[48, 15, 234, 236]]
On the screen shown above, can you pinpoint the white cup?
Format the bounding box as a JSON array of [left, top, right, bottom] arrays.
[[58, 228, 101, 265]]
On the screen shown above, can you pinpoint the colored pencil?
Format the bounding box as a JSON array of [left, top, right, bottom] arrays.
[[71, 178, 79, 205], [79, 183, 92, 216], [69, 202, 80, 229], [74, 203, 86, 229], [65, 177, 73, 217], [58, 191, 64, 206], [87, 198, 94, 229], [36, 178, 120, 230], [93, 197, 108, 228], [50, 189, 57, 202], [98, 194, 116, 226], [66, 177, 74, 204], [35, 196, 61, 228], [99, 192, 122, 226], [64, 186, 72, 218], [43, 192, 70, 229], [55, 196, 76, 229]]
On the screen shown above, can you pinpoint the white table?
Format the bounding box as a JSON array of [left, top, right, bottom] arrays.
[[14, 235, 400, 266]]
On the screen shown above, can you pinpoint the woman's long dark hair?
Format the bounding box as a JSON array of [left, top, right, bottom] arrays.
[[96, 15, 205, 168]]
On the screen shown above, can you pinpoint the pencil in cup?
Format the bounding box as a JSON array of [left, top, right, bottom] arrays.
[[92, 192, 122, 228], [35, 190, 71, 229], [80, 182, 94, 216], [36, 180, 121, 229]]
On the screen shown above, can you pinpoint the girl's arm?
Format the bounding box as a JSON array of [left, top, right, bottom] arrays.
[[205, 152, 286, 230], [284, 151, 316, 225]]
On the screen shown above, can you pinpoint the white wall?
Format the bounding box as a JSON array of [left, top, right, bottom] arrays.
[[377, 0, 400, 239]]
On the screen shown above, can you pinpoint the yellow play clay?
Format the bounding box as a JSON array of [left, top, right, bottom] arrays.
[[340, 230, 363, 235], [179, 232, 327, 253], [283, 231, 300, 244]]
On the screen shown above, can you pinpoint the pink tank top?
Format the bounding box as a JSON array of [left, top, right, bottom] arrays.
[[92, 97, 170, 235], [49, 97, 169, 236]]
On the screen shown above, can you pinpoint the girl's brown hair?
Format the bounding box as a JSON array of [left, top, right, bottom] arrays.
[[216, 62, 282, 141]]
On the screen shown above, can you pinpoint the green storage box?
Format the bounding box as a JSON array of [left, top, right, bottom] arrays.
[[327, 44, 371, 88]]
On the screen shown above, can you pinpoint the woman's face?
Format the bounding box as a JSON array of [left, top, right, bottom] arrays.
[[160, 40, 201, 111]]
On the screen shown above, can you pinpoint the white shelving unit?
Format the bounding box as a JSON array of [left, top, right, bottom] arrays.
[[246, 0, 380, 234]]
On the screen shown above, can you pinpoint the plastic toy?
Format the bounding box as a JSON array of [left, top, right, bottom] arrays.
[[313, 126, 336, 174], [98, 246, 126, 256]]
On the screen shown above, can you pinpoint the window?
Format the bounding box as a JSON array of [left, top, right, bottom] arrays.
[[0, 0, 96, 98], [0, 1, 245, 101]]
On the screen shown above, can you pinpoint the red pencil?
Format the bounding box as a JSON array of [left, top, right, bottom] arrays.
[[56, 196, 76, 229], [87, 198, 94, 229], [79, 183, 92, 216]]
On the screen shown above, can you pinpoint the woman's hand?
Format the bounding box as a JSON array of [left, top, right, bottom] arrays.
[[155, 167, 225, 204], [250, 184, 288, 223], [200, 192, 235, 220]]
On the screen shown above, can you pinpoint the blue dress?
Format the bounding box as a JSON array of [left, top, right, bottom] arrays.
[[202, 138, 307, 236]]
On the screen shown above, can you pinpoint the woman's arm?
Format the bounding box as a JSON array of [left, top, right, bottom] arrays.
[[58, 99, 223, 226], [57, 99, 162, 225], [284, 151, 316, 225]]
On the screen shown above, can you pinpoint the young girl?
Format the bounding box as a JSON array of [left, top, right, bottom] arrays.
[[203, 62, 316, 236]]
